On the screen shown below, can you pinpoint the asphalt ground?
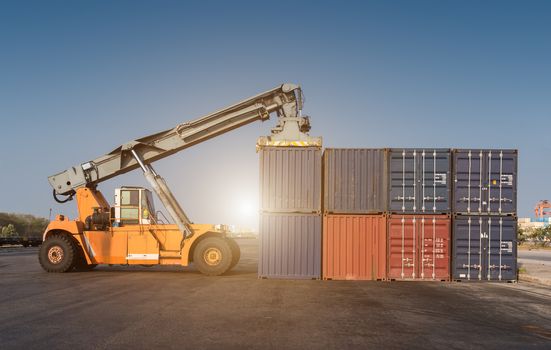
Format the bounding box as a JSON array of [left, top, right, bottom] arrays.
[[1, 240, 550, 350], [518, 249, 551, 286], [519, 249, 551, 264]]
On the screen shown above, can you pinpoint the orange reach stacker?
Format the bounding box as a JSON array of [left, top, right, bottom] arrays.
[[40, 84, 321, 275]]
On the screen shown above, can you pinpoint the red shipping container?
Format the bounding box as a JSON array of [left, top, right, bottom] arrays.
[[388, 214, 450, 281], [323, 214, 387, 280]]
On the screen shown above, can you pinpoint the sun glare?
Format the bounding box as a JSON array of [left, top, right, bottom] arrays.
[[239, 200, 257, 218]]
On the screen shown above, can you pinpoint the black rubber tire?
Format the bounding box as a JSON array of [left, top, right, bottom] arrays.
[[38, 234, 78, 273], [72, 244, 97, 272], [226, 238, 241, 270], [74, 262, 98, 271], [193, 237, 233, 276], [73, 254, 97, 271]]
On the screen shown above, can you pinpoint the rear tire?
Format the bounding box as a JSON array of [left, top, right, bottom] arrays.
[[226, 238, 241, 270], [193, 237, 233, 276], [39, 234, 78, 273]]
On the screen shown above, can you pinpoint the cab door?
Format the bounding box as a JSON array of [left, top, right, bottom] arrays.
[[127, 227, 159, 264], [119, 188, 159, 264]]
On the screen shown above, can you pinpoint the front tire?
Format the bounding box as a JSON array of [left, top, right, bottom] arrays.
[[74, 263, 98, 271], [193, 237, 233, 276], [39, 234, 78, 273], [226, 238, 241, 270], [73, 245, 97, 272]]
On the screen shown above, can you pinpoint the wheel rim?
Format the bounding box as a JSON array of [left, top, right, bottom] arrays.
[[48, 246, 64, 264], [203, 247, 222, 266]]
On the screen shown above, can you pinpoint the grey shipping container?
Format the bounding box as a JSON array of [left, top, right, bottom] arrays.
[[324, 148, 387, 214], [259, 147, 322, 213], [453, 149, 517, 215], [259, 213, 322, 279], [452, 215, 517, 281], [388, 149, 451, 214]]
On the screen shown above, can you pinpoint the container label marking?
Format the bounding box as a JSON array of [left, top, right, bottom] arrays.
[[500, 241, 512, 253], [434, 173, 447, 185]]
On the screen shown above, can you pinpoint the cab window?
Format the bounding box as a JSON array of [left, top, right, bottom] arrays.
[[120, 190, 139, 223], [121, 190, 139, 206]]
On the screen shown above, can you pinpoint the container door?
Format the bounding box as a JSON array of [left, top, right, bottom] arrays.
[[486, 216, 517, 281], [419, 150, 450, 213], [485, 151, 517, 215], [453, 216, 485, 280], [389, 151, 417, 213], [390, 149, 450, 214], [453, 150, 484, 214], [388, 216, 417, 279], [418, 216, 450, 280]]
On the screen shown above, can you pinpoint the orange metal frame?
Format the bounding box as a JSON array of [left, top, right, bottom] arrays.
[[44, 188, 225, 267], [535, 200, 551, 218]]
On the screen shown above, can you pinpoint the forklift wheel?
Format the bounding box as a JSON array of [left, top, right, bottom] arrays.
[[39, 234, 78, 273], [193, 237, 233, 276], [73, 245, 97, 272], [73, 254, 98, 271], [226, 238, 241, 270], [74, 263, 98, 271]]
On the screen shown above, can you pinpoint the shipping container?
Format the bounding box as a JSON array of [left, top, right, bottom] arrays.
[[388, 149, 451, 214], [387, 214, 451, 281], [259, 147, 322, 213], [259, 213, 321, 279], [323, 214, 387, 280], [452, 149, 517, 215], [323, 149, 387, 214], [452, 215, 517, 281]]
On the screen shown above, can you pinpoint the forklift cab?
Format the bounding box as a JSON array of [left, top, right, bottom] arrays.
[[113, 187, 156, 226]]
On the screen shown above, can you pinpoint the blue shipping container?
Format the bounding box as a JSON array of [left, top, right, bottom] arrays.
[[453, 216, 517, 281], [453, 149, 517, 215]]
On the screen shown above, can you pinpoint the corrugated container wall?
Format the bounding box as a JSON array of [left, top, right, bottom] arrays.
[[452, 149, 517, 215], [388, 149, 451, 214], [324, 149, 387, 214], [259, 213, 322, 279], [452, 215, 517, 281], [387, 214, 451, 281], [259, 147, 322, 213], [323, 214, 387, 280]]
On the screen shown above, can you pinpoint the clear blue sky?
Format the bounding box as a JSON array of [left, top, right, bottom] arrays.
[[1, 0, 549, 230]]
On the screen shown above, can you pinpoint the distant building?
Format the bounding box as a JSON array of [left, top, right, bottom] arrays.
[[518, 217, 550, 231]]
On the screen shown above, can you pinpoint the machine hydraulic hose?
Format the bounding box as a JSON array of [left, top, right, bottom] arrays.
[[52, 189, 75, 203]]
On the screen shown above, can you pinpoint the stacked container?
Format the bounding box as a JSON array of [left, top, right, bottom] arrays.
[[451, 149, 518, 281], [258, 146, 518, 283], [322, 149, 388, 280], [258, 147, 322, 279], [387, 149, 452, 281]]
